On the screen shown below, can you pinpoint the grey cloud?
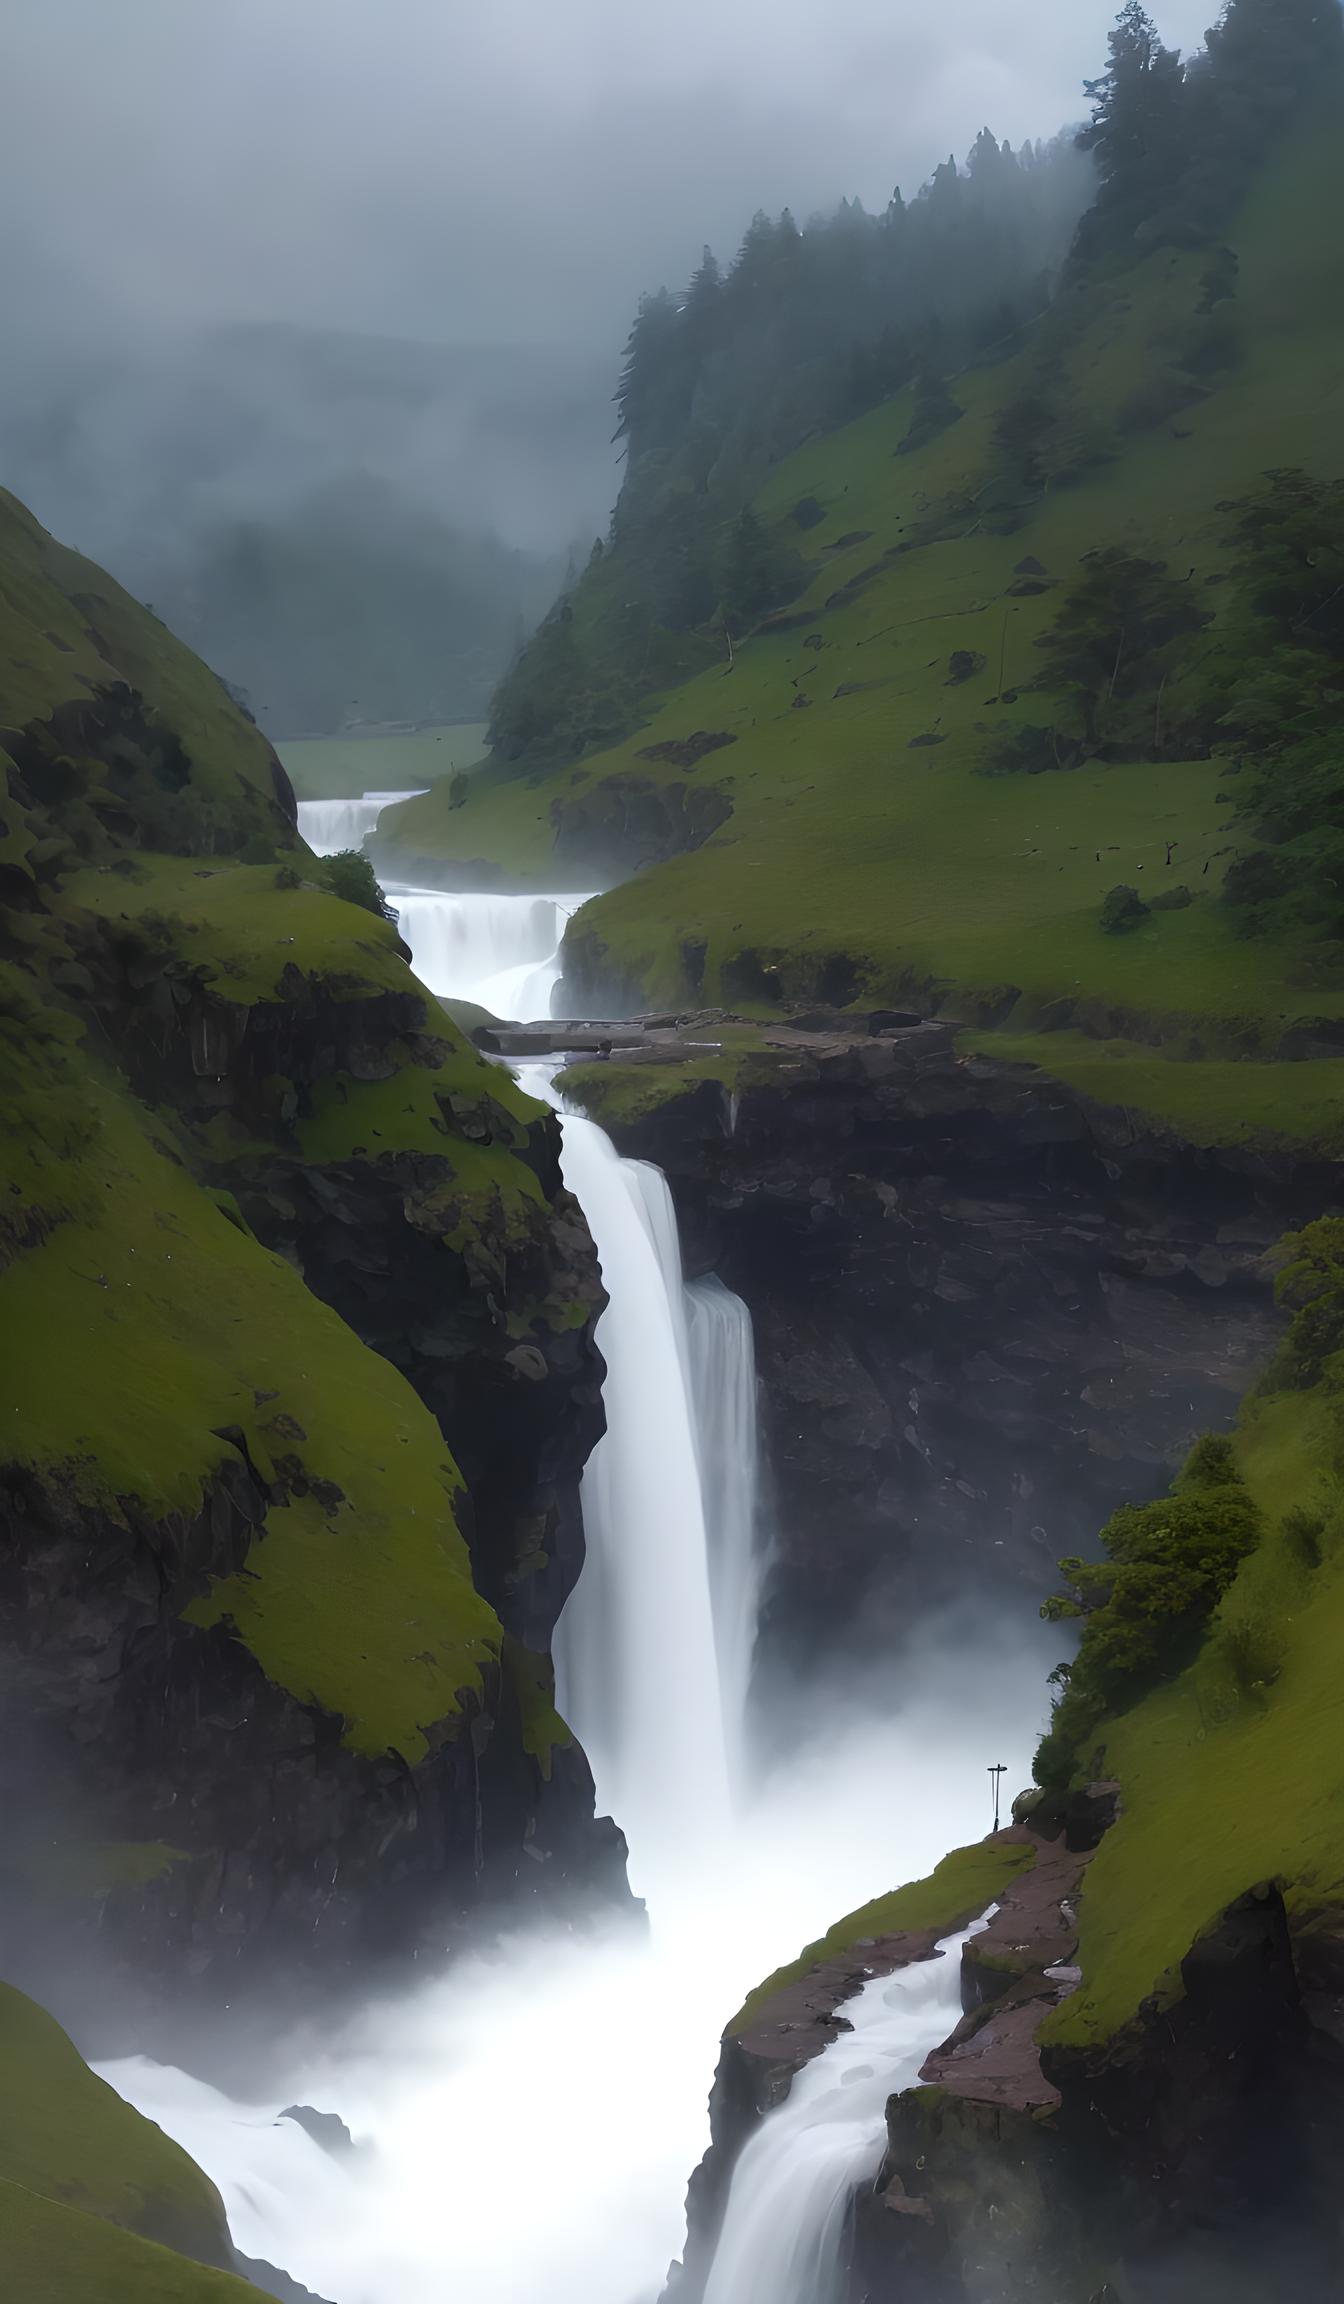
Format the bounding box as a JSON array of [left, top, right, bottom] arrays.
[[2, 1, 1218, 568]]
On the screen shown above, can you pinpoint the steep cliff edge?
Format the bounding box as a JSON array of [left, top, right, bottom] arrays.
[[680, 1223, 1344, 2300], [0, 488, 624, 2052], [560, 1020, 1322, 1662]]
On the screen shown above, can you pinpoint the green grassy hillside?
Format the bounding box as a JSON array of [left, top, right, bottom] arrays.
[[0, 486, 592, 1830], [377, 109, 1344, 1148], [1035, 1217, 1344, 2048], [0, 1978, 266, 2301], [729, 1839, 1036, 2035], [0, 1979, 264, 2299]]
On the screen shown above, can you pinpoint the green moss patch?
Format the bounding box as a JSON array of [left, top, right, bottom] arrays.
[[502, 1636, 573, 1781], [1041, 1227, 1344, 2046], [958, 1031, 1344, 1152], [730, 1838, 1036, 2035], [0, 2183, 258, 2304], [0, 1982, 230, 2264]]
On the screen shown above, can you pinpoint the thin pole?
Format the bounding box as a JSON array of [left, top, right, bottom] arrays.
[[988, 1762, 1007, 1833]]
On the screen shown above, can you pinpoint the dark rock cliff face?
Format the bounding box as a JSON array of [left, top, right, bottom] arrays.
[[677, 1808, 1344, 2304], [578, 1022, 1322, 1667], [0, 910, 626, 2060]]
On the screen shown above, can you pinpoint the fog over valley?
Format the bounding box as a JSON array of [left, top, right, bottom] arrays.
[[5, 0, 1213, 733]]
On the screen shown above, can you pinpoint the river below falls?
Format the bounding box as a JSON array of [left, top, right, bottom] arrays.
[[100, 862, 1047, 2304]]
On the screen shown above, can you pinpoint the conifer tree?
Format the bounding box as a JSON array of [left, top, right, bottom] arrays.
[[1079, 2, 1186, 194]]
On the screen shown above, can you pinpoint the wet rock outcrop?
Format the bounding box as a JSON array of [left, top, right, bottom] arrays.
[[677, 1801, 1344, 2304], [862, 1879, 1344, 2301], [568, 1019, 1324, 1665]]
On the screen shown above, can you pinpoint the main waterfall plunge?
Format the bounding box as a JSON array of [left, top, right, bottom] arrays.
[[100, 891, 1043, 2304]]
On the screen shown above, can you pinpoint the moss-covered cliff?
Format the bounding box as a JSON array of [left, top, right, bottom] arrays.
[[0, 488, 624, 2046]]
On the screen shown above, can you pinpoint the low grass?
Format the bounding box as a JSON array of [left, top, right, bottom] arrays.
[[0, 2184, 259, 2304], [1044, 1365, 1344, 2048], [0, 1982, 230, 2264], [0, 489, 279, 813], [730, 1838, 1036, 2035], [561, 1034, 780, 1128], [373, 766, 562, 885], [295, 1055, 536, 1166], [277, 722, 488, 799], [63, 853, 411, 1005], [387, 117, 1344, 1142], [959, 1032, 1344, 1152]]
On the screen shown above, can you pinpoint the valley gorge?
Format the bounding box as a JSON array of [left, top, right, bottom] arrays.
[[6, 6, 1344, 2299]]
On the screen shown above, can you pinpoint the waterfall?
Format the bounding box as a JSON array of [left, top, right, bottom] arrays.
[[297, 791, 426, 856], [700, 1921, 985, 2304], [685, 1276, 763, 1786], [547, 1107, 736, 1895], [385, 885, 594, 1017], [90, 931, 1045, 2304]]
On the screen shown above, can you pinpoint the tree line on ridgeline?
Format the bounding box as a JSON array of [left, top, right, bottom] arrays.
[[484, 0, 1342, 785]]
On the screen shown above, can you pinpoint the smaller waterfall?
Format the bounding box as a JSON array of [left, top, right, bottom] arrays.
[[701, 1920, 985, 2304], [685, 1277, 764, 1783], [297, 790, 426, 856], [387, 886, 594, 1016]]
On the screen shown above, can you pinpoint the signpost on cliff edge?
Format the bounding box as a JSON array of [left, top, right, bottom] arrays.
[[988, 1762, 1007, 1833]]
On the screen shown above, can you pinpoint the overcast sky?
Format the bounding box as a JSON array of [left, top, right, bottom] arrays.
[[8, 0, 1220, 358]]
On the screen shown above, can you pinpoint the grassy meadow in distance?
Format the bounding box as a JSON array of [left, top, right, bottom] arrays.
[[277, 722, 488, 799]]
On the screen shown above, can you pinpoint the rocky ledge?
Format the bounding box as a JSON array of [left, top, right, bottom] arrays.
[[555, 1011, 1328, 1665], [679, 1782, 1344, 2303]]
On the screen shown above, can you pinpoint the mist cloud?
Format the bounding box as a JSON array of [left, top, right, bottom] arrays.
[[7, 0, 1223, 358]]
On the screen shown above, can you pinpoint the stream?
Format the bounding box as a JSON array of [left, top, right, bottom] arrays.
[[101, 857, 1042, 2304]]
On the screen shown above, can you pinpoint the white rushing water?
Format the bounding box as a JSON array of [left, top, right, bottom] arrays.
[[702, 1920, 985, 2304], [685, 1275, 764, 1790], [550, 1111, 734, 1892], [98, 890, 1043, 2304], [384, 885, 595, 1017], [297, 791, 426, 856]]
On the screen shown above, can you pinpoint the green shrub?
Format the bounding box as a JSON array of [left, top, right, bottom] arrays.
[[1100, 884, 1149, 933], [274, 863, 300, 891], [1268, 1218, 1344, 1387], [1180, 1431, 1241, 1489], [1216, 1611, 1283, 1699], [321, 849, 393, 919], [981, 722, 1085, 776], [1282, 1505, 1325, 1570], [1035, 1435, 1263, 1786]]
